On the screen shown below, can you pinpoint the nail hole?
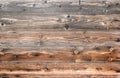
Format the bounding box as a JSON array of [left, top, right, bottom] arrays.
[[9, 69, 13, 72], [67, 15, 70, 18], [115, 38, 120, 42], [14, 75, 20, 77], [33, 4, 36, 7], [110, 68, 113, 70], [116, 70, 120, 73], [106, 5, 111, 8], [58, 5, 61, 8], [31, 53, 40, 57], [111, 68, 120, 72], [26, 69, 31, 71], [96, 67, 102, 71], [64, 24, 69, 30], [44, 1, 47, 3], [1, 23, 5, 26], [113, 19, 119, 21], [116, 3, 119, 6], [0, 5, 2, 8], [23, 8, 26, 11], [102, 1, 106, 4]]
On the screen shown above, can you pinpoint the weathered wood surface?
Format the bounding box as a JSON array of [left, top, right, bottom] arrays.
[[0, 31, 120, 48], [0, 0, 120, 78], [1, 74, 120, 78], [0, 46, 120, 61], [1, 61, 120, 71], [0, 14, 120, 31], [0, 0, 120, 15]]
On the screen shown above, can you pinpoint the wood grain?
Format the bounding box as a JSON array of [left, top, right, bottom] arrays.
[[0, 14, 120, 31], [0, 0, 120, 78]]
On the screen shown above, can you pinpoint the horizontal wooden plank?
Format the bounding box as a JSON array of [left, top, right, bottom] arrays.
[[1, 71, 118, 78], [0, 46, 120, 54], [0, 0, 119, 77], [0, 42, 120, 48], [0, 31, 120, 43], [0, 14, 120, 31], [0, 61, 120, 72], [0, 47, 120, 62], [0, 52, 119, 62], [0, 31, 120, 48], [0, 74, 120, 78], [0, 0, 120, 4], [0, 0, 120, 15]]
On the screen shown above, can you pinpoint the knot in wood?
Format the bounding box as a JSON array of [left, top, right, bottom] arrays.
[[64, 24, 69, 30], [73, 49, 80, 55]]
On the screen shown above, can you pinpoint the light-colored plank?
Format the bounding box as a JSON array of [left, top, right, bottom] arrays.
[[0, 14, 120, 31]]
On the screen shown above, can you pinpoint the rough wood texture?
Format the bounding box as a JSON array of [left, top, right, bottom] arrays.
[[0, 74, 119, 78], [0, 0, 120, 78]]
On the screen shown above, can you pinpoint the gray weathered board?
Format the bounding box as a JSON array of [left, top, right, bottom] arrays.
[[0, 0, 120, 78]]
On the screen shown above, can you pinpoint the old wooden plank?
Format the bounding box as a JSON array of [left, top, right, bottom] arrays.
[[0, 0, 119, 77], [0, 46, 120, 54], [0, 14, 120, 31], [0, 0, 120, 15], [0, 51, 119, 62], [0, 31, 119, 48], [0, 72, 118, 77], [0, 41, 120, 48], [0, 61, 120, 72], [0, 46, 120, 62], [0, 31, 119, 43], [0, 74, 119, 78]]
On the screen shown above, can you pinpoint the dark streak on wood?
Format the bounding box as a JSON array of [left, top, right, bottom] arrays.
[[0, 0, 120, 77]]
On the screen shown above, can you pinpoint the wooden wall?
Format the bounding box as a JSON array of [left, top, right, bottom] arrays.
[[0, 0, 120, 78]]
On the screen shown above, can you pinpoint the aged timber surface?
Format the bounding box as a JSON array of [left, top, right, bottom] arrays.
[[0, 31, 119, 49], [0, 0, 120, 78], [0, 0, 120, 15], [0, 14, 120, 31]]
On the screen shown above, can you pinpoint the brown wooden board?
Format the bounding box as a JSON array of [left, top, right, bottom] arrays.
[[0, 0, 120, 78]]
